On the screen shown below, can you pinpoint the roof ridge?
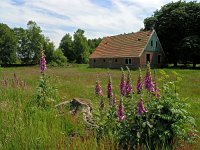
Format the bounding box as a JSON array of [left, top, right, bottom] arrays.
[[105, 30, 153, 38]]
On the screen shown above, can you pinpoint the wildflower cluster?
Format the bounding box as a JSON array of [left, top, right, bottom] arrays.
[[117, 98, 125, 121], [1, 73, 26, 88], [95, 80, 103, 97], [94, 65, 197, 149], [144, 62, 155, 93], [40, 50, 47, 74], [119, 68, 126, 96], [125, 67, 133, 97]]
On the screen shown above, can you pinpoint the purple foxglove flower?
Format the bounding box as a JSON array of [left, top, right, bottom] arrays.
[[137, 99, 147, 115], [120, 68, 126, 96], [107, 74, 113, 99], [95, 80, 103, 97], [144, 63, 155, 92], [40, 51, 47, 74], [125, 67, 133, 97], [118, 98, 125, 121], [136, 68, 143, 94]]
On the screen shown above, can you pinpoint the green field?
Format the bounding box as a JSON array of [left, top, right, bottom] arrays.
[[0, 65, 199, 149]]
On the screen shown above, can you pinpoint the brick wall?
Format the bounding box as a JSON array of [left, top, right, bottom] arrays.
[[140, 51, 165, 68], [89, 51, 165, 69], [89, 57, 140, 69]]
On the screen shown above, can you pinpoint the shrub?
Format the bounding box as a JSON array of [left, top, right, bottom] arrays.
[[49, 48, 67, 67]]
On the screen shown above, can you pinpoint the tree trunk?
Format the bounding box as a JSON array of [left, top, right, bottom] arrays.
[[193, 62, 196, 68], [173, 61, 177, 67]]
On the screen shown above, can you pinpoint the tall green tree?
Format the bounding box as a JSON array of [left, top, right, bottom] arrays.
[[179, 35, 200, 68], [0, 23, 17, 64], [144, 1, 200, 67], [42, 37, 55, 63], [87, 38, 102, 53], [14, 27, 28, 63], [59, 33, 74, 62], [143, 17, 156, 31], [73, 29, 90, 64], [50, 48, 67, 66], [14, 21, 45, 64], [26, 21, 43, 64]]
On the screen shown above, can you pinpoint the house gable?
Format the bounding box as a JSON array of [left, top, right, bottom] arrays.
[[144, 30, 164, 53]]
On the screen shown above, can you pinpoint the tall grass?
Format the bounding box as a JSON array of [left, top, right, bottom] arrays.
[[0, 65, 199, 149]]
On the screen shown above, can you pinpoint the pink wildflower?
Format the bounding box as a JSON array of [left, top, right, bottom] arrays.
[[144, 63, 155, 92], [137, 99, 147, 115], [118, 98, 125, 121], [95, 80, 103, 97], [40, 51, 47, 74], [107, 74, 113, 99], [120, 68, 126, 96], [125, 67, 133, 97]]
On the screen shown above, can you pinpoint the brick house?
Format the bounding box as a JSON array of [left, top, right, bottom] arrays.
[[89, 30, 165, 69]]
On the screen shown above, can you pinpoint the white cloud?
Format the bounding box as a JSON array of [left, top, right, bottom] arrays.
[[0, 0, 193, 47]]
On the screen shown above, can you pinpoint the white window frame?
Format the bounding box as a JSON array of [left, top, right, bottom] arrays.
[[125, 58, 132, 65]]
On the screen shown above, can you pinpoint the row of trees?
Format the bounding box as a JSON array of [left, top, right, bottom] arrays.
[[143, 1, 200, 67], [0, 21, 101, 65], [59, 29, 101, 64]]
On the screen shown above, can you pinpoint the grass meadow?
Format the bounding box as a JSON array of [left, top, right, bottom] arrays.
[[0, 64, 199, 149]]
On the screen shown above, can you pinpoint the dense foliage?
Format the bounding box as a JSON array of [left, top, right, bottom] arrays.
[[0, 23, 17, 64], [144, 1, 200, 67], [13, 21, 55, 64], [0, 21, 101, 65], [59, 29, 102, 64], [49, 48, 67, 67]]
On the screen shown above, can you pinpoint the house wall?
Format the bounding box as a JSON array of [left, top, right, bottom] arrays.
[[89, 57, 140, 69], [139, 30, 165, 68], [140, 51, 165, 68]]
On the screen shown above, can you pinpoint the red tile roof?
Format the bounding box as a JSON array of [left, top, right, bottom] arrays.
[[90, 30, 153, 58]]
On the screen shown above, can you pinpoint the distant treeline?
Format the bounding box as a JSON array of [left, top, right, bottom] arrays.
[[0, 21, 101, 66]]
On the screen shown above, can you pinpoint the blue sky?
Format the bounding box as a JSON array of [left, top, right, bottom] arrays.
[[0, 0, 197, 47]]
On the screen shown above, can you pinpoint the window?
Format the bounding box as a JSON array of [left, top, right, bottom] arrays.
[[151, 40, 153, 47], [93, 59, 96, 63], [156, 41, 158, 47], [146, 54, 150, 63], [115, 59, 118, 62], [125, 58, 132, 65], [158, 55, 161, 64], [103, 59, 106, 62]]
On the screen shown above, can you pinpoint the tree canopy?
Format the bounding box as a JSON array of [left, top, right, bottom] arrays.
[[0, 23, 17, 64], [59, 33, 74, 62], [59, 29, 101, 64], [144, 1, 200, 67]]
